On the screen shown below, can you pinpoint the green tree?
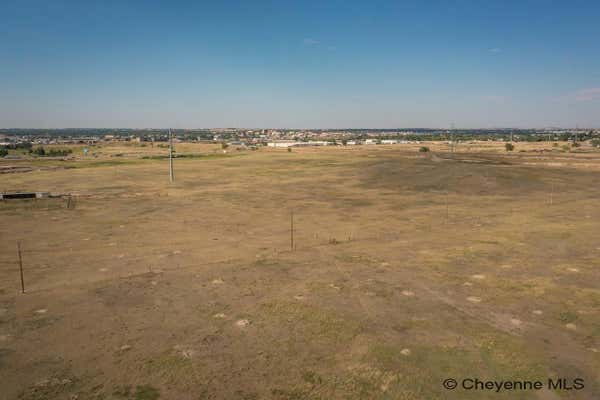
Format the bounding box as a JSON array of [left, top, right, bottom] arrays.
[[33, 146, 46, 156], [505, 143, 514, 152]]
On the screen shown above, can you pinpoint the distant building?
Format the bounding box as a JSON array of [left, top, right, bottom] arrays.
[[267, 140, 332, 148], [267, 141, 296, 148], [306, 141, 329, 146]]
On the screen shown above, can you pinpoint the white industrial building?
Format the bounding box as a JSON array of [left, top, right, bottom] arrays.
[[267, 141, 331, 148]]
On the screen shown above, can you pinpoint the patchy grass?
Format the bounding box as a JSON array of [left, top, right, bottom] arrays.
[[111, 384, 160, 400], [363, 338, 547, 399], [143, 352, 196, 387], [1, 143, 600, 399], [134, 385, 160, 400], [261, 302, 363, 341], [112, 384, 132, 397]]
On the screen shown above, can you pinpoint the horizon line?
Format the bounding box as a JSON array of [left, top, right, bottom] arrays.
[[1, 126, 597, 131]]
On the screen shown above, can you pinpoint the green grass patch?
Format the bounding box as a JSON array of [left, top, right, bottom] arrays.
[[557, 311, 578, 324]]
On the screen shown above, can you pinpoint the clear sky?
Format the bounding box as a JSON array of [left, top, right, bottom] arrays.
[[1, 0, 600, 129]]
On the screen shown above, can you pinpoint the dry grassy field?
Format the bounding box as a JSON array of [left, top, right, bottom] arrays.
[[1, 142, 599, 399]]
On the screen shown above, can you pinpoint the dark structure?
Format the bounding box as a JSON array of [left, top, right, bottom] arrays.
[[1, 192, 49, 200]]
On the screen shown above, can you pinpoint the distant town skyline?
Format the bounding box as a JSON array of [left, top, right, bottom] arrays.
[[1, 1, 600, 129]]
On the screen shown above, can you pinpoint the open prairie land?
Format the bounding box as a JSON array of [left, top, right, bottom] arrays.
[[1, 142, 599, 399]]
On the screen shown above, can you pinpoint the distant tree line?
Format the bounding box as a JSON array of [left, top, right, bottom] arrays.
[[0, 142, 31, 157], [31, 146, 73, 157], [1, 142, 32, 150], [0, 141, 75, 157]]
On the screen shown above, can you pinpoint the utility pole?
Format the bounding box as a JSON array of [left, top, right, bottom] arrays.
[[17, 241, 25, 293], [169, 128, 174, 182], [290, 209, 294, 251], [450, 123, 455, 153], [445, 190, 449, 224]]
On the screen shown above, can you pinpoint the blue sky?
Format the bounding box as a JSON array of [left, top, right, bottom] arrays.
[[1, 0, 600, 128]]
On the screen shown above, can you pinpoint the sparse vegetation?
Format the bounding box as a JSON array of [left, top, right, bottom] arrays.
[[113, 384, 132, 397], [419, 146, 430, 152], [558, 310, 578, 324], [505, 143, 514, 151], [301, 370, 323, 385], [2, 141, 599, 400], [134, 385, 160, 400]]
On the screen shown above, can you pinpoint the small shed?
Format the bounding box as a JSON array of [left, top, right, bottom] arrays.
[[0, 192, 50, 200]]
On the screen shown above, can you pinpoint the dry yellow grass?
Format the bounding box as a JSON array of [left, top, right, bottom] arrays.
[[1, 142, 599, 399]]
